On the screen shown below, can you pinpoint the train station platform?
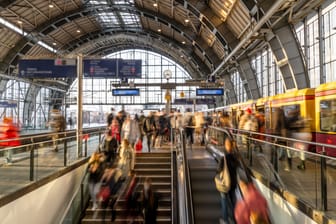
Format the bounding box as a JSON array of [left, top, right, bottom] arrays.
[[0, 128, 335, 224]]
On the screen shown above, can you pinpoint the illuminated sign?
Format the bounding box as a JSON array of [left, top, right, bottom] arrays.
[[112, 88, 140, 96], [196, 88, 224, 96], [19, 59, 76, 78]]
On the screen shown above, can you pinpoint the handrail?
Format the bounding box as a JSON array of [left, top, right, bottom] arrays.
[[207, 125, 336, 212], [61, 164, 90, 224], [180, 128, 195, 224]]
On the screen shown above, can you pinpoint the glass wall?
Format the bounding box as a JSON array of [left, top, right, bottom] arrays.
[[67, 49, 197, 116]]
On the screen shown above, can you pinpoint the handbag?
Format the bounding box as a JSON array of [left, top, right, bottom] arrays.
[[214, 155, 231, 193], [98, 185, 111, 202], [135, 139, 143, 152]]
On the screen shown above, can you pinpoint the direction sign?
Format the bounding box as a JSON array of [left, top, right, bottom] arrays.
[[112, 88, 140, 96], [83, 59, 117, 78], [196, 88, 224, 96], [119, 59, 142, 78], [19, 59, 77, 78]]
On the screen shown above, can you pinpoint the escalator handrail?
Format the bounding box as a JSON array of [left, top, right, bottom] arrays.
[[180, 128, 195, 224]]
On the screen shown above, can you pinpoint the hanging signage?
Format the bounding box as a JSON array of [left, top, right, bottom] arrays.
[[83, 59, 117, 78], [19, 59, 77, 78], [84, 59, 141, 78], [0, 101, 17, 108], [174, 98, 215, 104], [196, 88, 224, 96], [112, 88, 140, 96], [118, 59, 142, 78]]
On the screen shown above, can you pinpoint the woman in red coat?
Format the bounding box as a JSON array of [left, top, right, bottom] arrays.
[[0, 117, 20, 163]]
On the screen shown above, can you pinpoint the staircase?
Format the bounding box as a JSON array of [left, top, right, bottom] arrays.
[[81, 152, 172, 223]]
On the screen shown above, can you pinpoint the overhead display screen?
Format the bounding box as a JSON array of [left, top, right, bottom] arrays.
[[119, 59, 142, 78], [84, 59, 117, 78], [112, 88, 140, 96], [84, 59, 141, 78], [19, 59, 77, 78], [196, 88, 224, 96]]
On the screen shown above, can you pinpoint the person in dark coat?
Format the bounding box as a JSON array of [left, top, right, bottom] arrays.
[[140, 177, 159, 224]]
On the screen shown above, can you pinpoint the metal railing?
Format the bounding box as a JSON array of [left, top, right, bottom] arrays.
[[206, 125, 336, 212], [0, 127, 106, 200], [175, 128, 194, 224]]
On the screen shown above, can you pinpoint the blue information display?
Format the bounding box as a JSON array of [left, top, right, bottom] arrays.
[[119, 59, 142, 78], [84, 59, 141, 78], [19, 59, 77, 78], [84, 59, 117, 77], [112, 88, 140, 96], [196, 88, 224, 96], [174, 98, 215, 104], [0, 101, 17, 108]]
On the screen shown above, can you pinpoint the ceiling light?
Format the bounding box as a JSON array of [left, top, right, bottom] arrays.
[[157, 29, 161, 32], [49, 4, 54, 8], [182, 41, 186, 44], [77, 29, 81, 33], [17, 20, 22, 24], [180, 55, 184, 58], [153, 3, 158, 7], [185, 19, 189, 23], [52, 42, 57, 46]]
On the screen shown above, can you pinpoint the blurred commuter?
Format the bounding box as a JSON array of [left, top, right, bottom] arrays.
[[143, 112, 156, 152], [194, 112, 205, 144], [0, 117, 20, 164], [121, 114, 141, 147], [109, 117, 121, 143], [118, 138, 135, 177], [48, 109, 66, 152], [138, 111, 146, 141], [219, 111, 233, 129], [103, 134, 119, 164], [153, 111, 169, 147], [99, 166, 123, 222], [107, 107, 115, 127], [286, 109, 312, 170], [215, 137, 239, 224], [234, 169, 271, 224], [140, 177, 159, 224], [184, 108, 195, 145], [239, 108, 258, 159], [87, 152, 105, 210], [67, 117, 73, 129], [254, 110, 265, 153], [269, 107, 287, 171]]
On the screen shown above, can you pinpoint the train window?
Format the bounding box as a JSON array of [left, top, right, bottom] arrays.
[[283, 105, 300, 119], [320, 100, 336, 132]]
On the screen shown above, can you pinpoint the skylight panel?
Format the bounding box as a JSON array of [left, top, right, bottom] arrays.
[[120, 12, 140, 27]]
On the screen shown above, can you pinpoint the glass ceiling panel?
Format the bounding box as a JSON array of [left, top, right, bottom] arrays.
[[88, 0, 140, 28], [120, 12, 140, 26]]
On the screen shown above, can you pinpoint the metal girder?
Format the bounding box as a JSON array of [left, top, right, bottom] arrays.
[[65, 29, 210, 77], [222, 74, 237, 105], [238, 57, 261, 100], [268, 25, 309, 90], [4, 3, 216, 78], [210, 0, 289, 78], [22, 85, 40, 128]]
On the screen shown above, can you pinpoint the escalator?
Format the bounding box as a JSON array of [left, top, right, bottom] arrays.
[[81, 152, 172, 223], [188, 157, 222, 224]]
